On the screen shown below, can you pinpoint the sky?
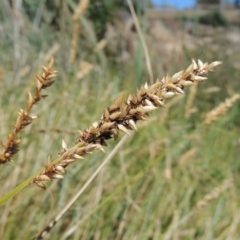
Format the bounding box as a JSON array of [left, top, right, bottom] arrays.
[[151, 0, 196, 9], [151, 0, 235, 9]]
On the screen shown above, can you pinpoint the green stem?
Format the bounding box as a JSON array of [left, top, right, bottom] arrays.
[[0, 173, 37, 205]]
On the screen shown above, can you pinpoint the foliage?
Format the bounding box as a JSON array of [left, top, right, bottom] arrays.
[[198, 10, 228, 27], [87, 0, 128, 39]]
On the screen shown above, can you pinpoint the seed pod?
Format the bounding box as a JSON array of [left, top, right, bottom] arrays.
[[51, 174, 64, 179], [37, 175, 51, 181], [55, 165, 66, 173], [128, 119, 137, 131], [172, 70, 184, 83], [180, 80, 194, 87], [144, 99, 154, 106], [163, 91, 175, 99], [118, 124, 130, 135], [190, 75, 207, 82]]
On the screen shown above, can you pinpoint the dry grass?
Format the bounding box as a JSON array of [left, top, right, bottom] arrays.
[[0, 2, 240, 240], [69, 0, 89, 64], [0, 59, 57, 164], [204, 94, 240, 125], [1, 57, 223, 239], [178, 147, 197, 167], [76, 61, 93, 80], [196, 178, 233, 210]]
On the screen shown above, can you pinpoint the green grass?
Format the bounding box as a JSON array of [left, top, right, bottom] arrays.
[[0, 1, 240, 239]]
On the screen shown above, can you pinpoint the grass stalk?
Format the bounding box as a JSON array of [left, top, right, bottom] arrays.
[[33, 135, 128, 240], [127, 0, 153, 84], [69, 0, 89, 64]]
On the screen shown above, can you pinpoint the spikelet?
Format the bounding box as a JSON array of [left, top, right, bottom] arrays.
[[94, 39, 107, 53], [72, 0, 89, 21], [76, 61, 93, 79], [0, 59, 57, 164], [204, 94, 240, 125], [178, 148, 197, 167], [195, 178, 233, 210], [32, 59, 222, 187], [69, 0, 89, 64]]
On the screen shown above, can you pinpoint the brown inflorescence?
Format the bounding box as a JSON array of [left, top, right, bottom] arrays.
[[204, 94, 240, 125], [32, 59, 222, 189], [69, 0, 89, 64], [196, 178, 233, 210], [0, 59, 57, 164]]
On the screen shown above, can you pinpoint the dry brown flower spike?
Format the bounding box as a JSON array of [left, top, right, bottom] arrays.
[[0, 59, 57, 164], [32, 59, 222, 189], [204, 93, 240, 125]]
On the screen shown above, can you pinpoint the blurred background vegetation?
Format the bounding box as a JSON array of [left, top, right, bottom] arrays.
[[0, 0, 240, 239]]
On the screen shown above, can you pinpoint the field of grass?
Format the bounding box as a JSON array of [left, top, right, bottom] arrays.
[[0, 1, 240, 240]]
